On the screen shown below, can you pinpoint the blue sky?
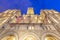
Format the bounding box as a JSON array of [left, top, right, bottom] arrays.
[[0, 0, 60, 14]]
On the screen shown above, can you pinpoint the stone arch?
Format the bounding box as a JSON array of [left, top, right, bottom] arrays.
[[45, 35, 58, 40], [20, 32, 40, 40], [41, 32, 60, 40], [0, 31, 18, 40]]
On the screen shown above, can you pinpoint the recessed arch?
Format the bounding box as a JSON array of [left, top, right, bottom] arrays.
[[0, 31, 18, 40], [20, 32, 40, 40], [41, 32, 60, 40], [1, 35, 16, 40], [45, 35, 58, 40]]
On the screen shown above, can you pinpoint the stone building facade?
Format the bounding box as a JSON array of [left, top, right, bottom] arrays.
[[0, 8, 60, 40]]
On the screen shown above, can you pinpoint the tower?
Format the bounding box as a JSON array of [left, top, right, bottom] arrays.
[[27, 7, 34, 15], [37, 10, 45, 23]]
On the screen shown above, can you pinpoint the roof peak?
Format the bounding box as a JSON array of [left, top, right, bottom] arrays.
[[27, 8, 34, 15]]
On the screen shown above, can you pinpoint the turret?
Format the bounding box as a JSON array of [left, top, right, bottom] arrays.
[[38, 10, 45, 23], [27, 7, 34, 15]]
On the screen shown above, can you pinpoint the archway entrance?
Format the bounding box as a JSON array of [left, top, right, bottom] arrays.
[[24, 35, 37, 40], [45, 35, 58, 40], [1, 35, 16, 40]]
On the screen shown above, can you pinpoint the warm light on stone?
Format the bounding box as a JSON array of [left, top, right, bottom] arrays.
[[1, 35, 15, 40], [45, 35, 57, 40], [24, 35, 37, 40]]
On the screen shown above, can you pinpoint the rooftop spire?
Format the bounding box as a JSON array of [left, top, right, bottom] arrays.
[[27, 8, 34, 15]]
